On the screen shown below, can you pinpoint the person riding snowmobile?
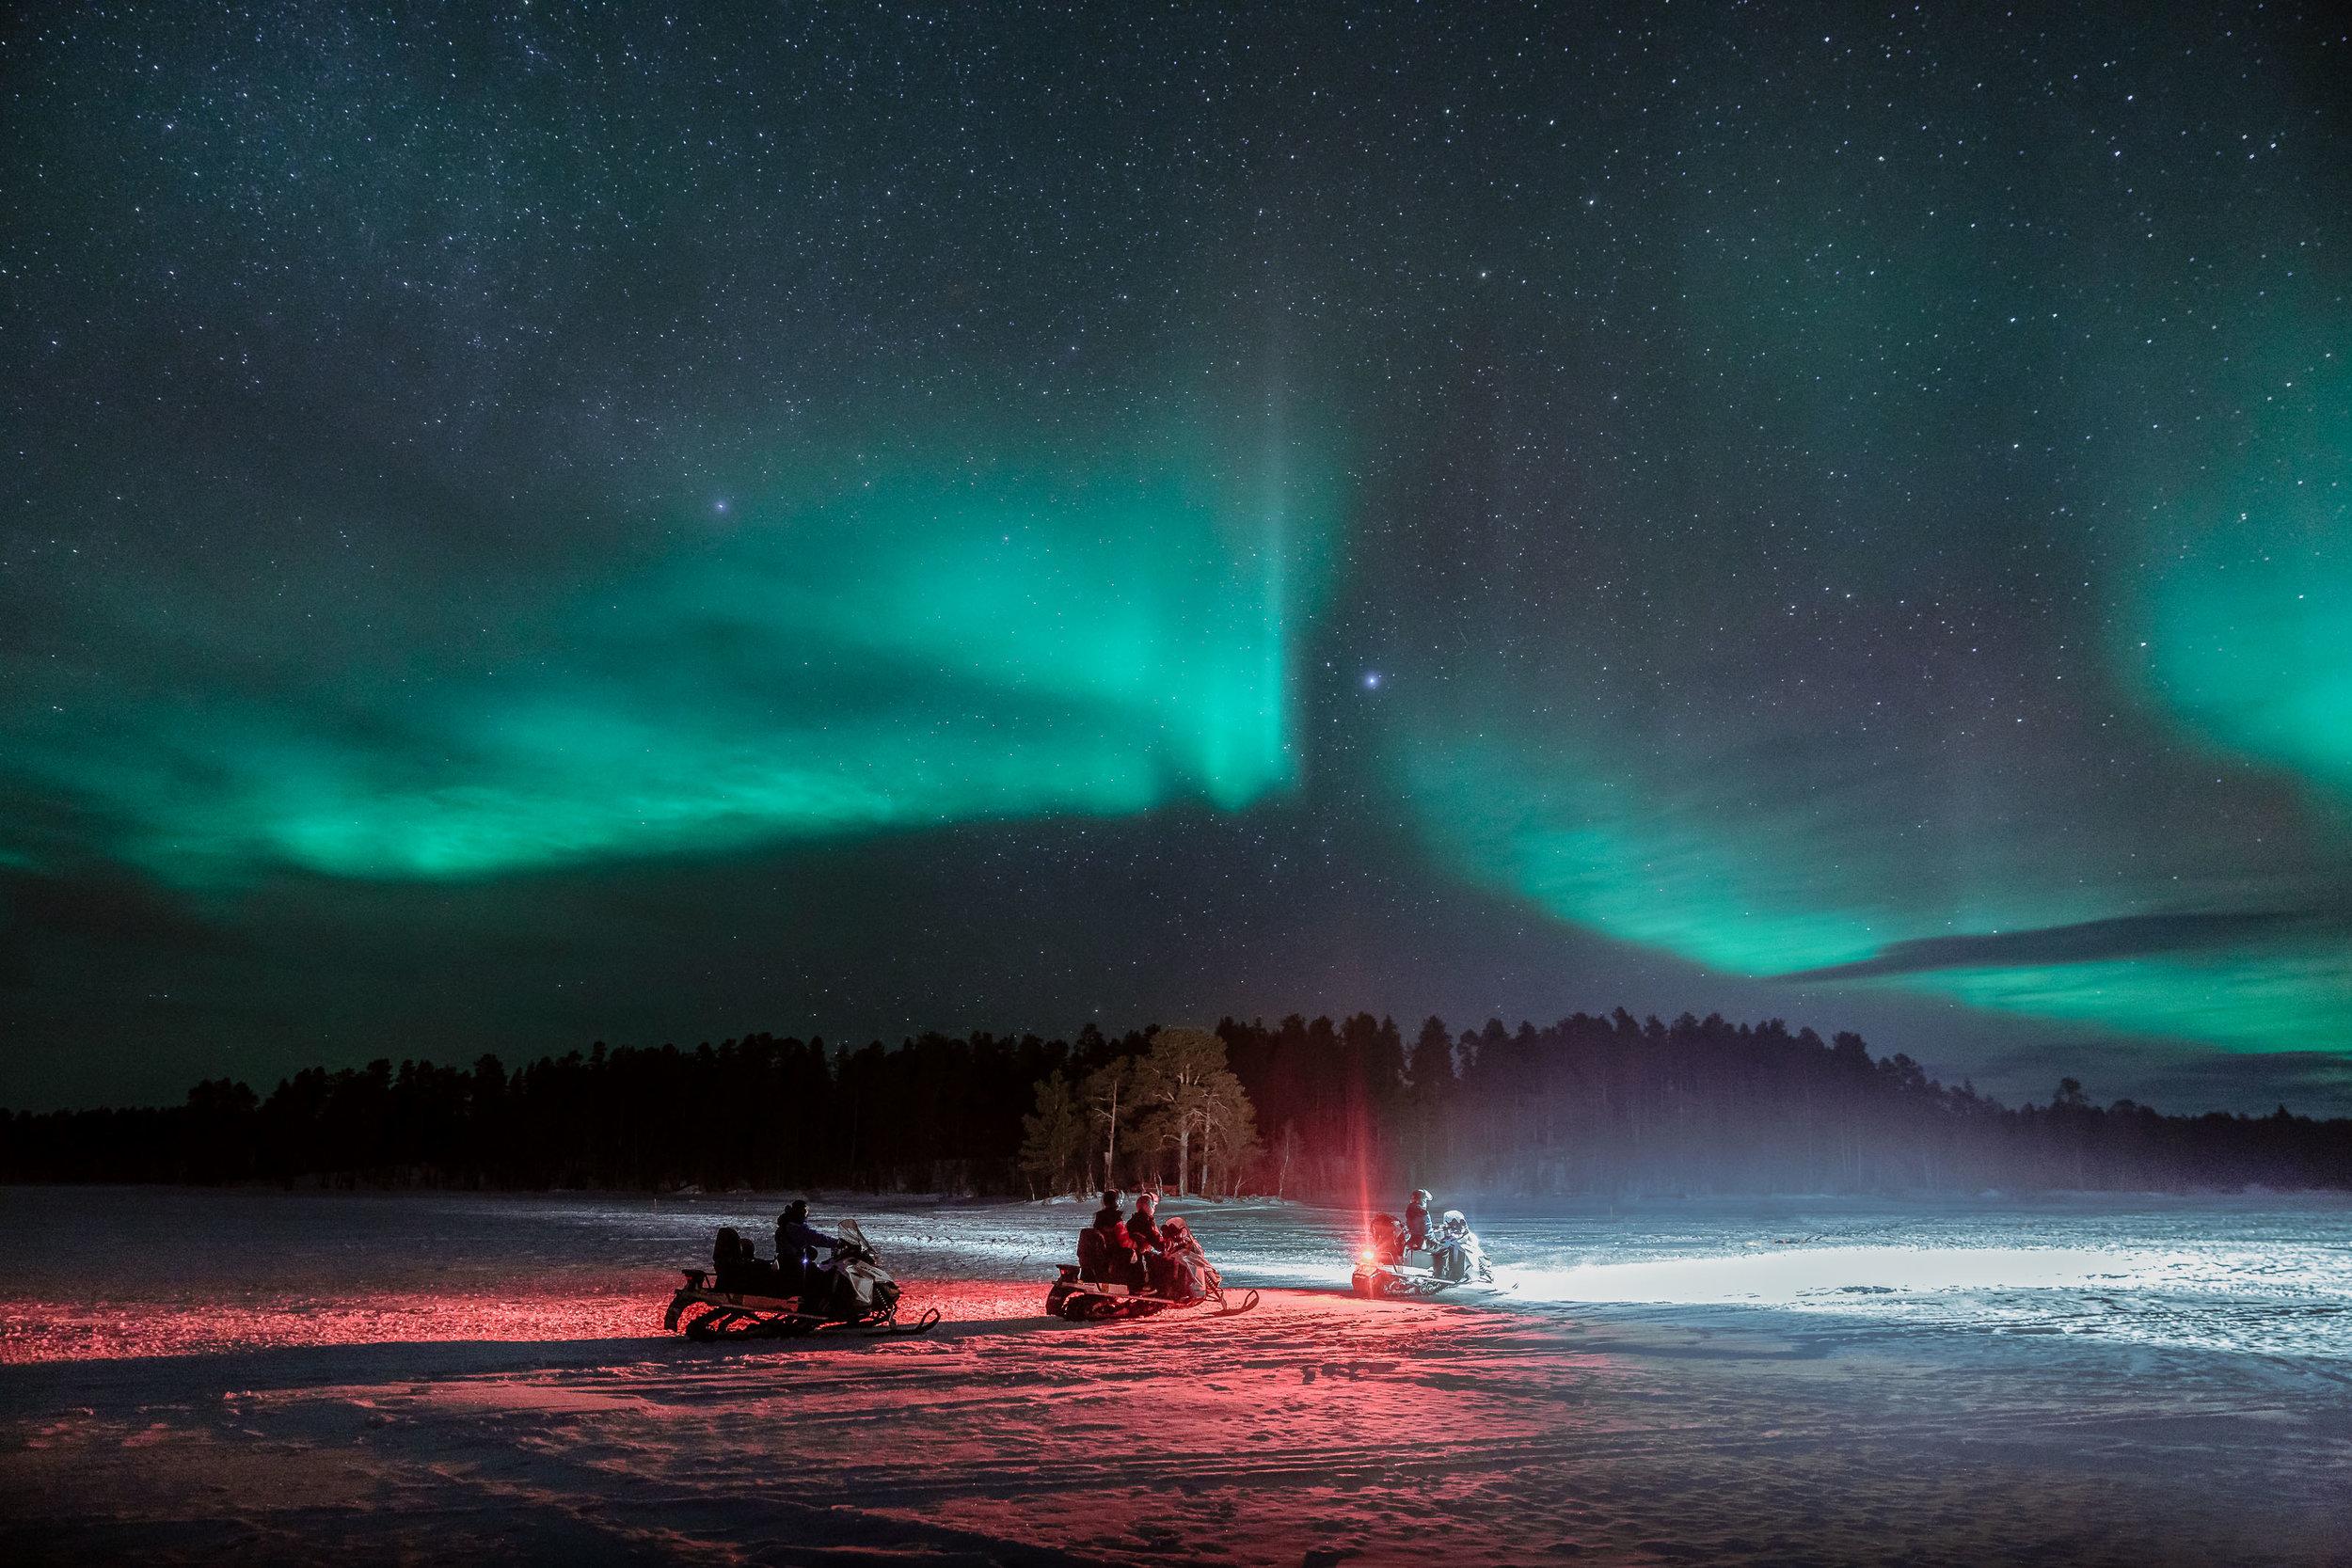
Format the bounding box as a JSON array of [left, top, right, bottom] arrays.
[[1404, 1190, 1434, 1250], [775, 1200, 842, 1294], [1429, 1209, 1492, 1284], [1365, 1212, 1407, 1268]]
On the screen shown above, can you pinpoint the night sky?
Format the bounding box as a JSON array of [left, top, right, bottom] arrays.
[[5, 4, 2347, 1113]]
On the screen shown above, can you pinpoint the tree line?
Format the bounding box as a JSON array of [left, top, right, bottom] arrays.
[[2, 1010, 2346, 1196]]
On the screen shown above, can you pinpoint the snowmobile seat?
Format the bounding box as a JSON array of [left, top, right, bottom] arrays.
[[713, 1227, 747, 1292]]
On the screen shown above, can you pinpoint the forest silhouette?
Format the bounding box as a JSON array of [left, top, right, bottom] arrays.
[[4, 1011, 2345, 1196]]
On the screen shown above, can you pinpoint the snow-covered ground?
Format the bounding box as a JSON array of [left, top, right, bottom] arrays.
[[2, 1187, 2347, 1564]]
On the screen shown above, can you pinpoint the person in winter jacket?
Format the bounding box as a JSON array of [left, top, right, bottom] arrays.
[[1156, 1216, 1214, 1304], [1404, 1190, 1434, 1250], [1430, 1209, 1491, 1283], [1126, 1193, 1164, 1253], [775, 1200, 842, 1294], [1092, 1190, 1123, 1229], [1121, 1193, 1163, 1289], [713, 1227, 787, 1295]]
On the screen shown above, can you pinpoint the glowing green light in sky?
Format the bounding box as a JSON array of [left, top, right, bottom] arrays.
[[2146, 545, 2352, 796], [13, 418, 1337, 882], [2126, 365, 2352, 802], [1380, 328, 2351, 1060], [1399, 730, 2350, 1054], [1928, 950, 2351, 1053], [1402, 737, 1887, 976]]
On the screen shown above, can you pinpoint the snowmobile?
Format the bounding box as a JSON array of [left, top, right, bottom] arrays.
[[1351, 1210, 1499, 1299], [1044, 1221, 1259, 1322], [665, 1218, 940, 1340], [1045, 1261, 1260, 1322]]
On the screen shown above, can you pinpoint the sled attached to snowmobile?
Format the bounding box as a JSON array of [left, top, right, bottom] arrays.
[[1045, 1262, 1259, 1323], [665, 1218, 940, 1341]]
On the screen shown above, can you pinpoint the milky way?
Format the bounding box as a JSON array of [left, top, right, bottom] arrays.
[[3, 5, 2345, 1109]]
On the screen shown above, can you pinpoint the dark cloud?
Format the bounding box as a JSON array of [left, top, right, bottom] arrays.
[[1958, 1038, 2352, 1120], [1772, 910, 2340, 984]]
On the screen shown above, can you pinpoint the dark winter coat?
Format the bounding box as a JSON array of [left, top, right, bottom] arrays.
[[777, 1217, 842, 1259], [1404, 1198, 1432, 1249], [1126, 1208, 1163, 1254], [775, 1216, 842, 1291]]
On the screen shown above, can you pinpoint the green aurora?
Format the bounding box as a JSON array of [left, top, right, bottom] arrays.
[[2132, 356, 2352, 805], [9, 420, 1337, 884], [5, 0, 2348, 1109], [1401, 730, 2347, 1054]]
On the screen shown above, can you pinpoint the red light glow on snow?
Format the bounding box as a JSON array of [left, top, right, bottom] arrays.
[[0, 1277, 1028, 1365]]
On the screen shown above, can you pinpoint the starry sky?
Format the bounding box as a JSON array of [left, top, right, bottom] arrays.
[[5, 3, 2348, 1112]]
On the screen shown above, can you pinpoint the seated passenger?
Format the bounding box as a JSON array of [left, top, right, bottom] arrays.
[[1156, 1216, 1214, 1304], [1366, 1212, 1406, 1268], [1092, 1189, 1123, 1229], [1076, 1208, 1136, 1284], [1430, 1209, 1491, 1283], [1125, 1193, 1163, 1286], [713, 1227, 785, 1295]]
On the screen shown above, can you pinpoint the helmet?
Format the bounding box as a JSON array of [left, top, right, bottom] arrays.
[[1134, 1193, 1157, 1212], [784, 1199, 808, 1222], [1440, 1209, 1466, 1228], [1412, 1189, 1431, 1203]]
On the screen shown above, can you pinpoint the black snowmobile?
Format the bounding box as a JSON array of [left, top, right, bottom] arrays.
[[1045, 1218, 1258, 1323], [665, 1218, 940, 1340]]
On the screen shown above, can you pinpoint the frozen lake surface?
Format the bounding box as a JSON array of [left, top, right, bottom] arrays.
[[7, 1186, 2345, 1364], [2, 1187, 2347, 1564]]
